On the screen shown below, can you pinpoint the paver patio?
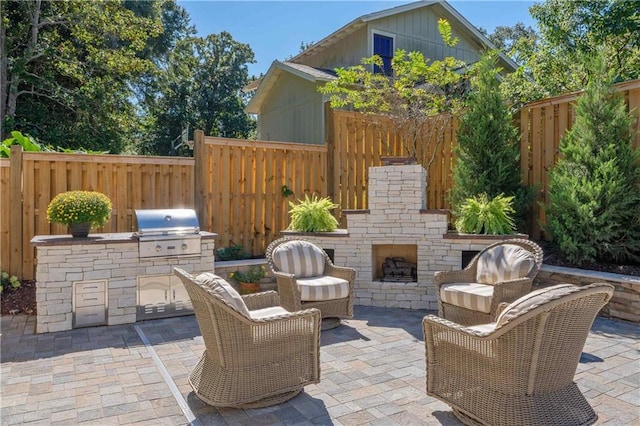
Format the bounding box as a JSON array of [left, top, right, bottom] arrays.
[[1, 306, 638, 425]]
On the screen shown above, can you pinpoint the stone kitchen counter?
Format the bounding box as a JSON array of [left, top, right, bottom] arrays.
[[30, 231, 217, 333]]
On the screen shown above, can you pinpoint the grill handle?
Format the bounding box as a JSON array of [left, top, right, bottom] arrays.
[[136, 226, 200, 236]]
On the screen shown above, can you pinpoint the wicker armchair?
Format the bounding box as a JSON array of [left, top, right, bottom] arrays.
[[435, 239, 543, 325], [266, 237, 355, 326], [423, 282, 614, 426], [173, 268, 321, 408]]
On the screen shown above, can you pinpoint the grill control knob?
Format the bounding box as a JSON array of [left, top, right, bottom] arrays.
[[181, 243, 188, 250], [156, 245, 162, 252]]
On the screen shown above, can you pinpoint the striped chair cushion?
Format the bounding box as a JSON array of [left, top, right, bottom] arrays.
[[249, 306, 290, 319], [496, 284, 576, 327], [476, 244, 535, 285], [297, 276, 350, 301], [272, 240, 326, 278], [440, 283, 494, 313], [195, 272, 250, 317]]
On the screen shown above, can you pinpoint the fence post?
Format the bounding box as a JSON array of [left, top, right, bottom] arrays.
[[193, 130, 208, 231], [324, 102, 335, 201], [9, 145, 23, 277]]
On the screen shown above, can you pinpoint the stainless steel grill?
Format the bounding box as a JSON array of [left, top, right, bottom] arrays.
[[134, 209, 201, 258]]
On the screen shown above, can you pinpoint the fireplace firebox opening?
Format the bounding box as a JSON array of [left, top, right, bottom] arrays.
[[373, 244, 417, 281]]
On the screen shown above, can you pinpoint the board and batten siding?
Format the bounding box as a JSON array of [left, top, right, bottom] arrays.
[[258, 73, 325, 144], [368, 7, 481, 65], [296, 27, 369, 71], [301, 6, 483, 72]]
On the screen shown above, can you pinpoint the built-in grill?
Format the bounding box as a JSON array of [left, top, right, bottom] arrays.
[[134, 209, 201, 258], [134, 209, 201, 321]]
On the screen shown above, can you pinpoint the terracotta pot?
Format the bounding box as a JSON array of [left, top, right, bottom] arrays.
[[69, 222, 92, 238], [239, 282, 260, 295]]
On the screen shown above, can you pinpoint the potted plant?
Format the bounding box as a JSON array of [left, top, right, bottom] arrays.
[[230, 265, 266, 294], [455, 193, 516, 235], [287, 194, 339, 232], [46, 190, 112, 237]]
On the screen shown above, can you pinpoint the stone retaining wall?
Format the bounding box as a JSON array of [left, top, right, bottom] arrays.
[[535, 265, 640, 323]]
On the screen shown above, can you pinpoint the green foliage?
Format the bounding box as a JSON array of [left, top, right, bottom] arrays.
[[0, 131, 46, 157], [449, 52, 532, 230], [230, 265, 266, 283], [455, 193, 516, 235], [500, 0, 640, 108], [139, 32, 256, 155], [1, 0, 163, 150], [216, 244, 250, 261], [438, 19, 459, 47], [319, 22, 466, 180], [281, 185, 294, 197], [545, 54, 640, 265], [1, 271, 21, 294], [46, 191, 113, 227], [288, 194, 339, 233]]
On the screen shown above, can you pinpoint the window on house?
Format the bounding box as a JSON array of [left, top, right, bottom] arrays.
[[373, 34, 394, 75]]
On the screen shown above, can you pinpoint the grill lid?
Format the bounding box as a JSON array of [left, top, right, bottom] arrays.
[[134, 209, 200, 237]]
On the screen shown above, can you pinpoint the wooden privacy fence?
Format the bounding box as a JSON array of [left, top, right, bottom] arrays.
[[3, 79, 639, 278], [520, 79, 640, 239], [193, 131, 327, 256], [2, 148, 194, 279], [325, 105, 457, 221]]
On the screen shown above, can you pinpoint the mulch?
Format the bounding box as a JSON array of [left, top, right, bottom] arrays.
[[1, 279, 37, 315], [2, 240, 638, 317]]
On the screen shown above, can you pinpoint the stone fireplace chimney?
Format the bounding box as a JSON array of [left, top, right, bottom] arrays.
[[283, 163, 524, 310]]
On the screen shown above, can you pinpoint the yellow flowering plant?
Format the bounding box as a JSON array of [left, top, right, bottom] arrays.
[[46, 191, 112, 226]]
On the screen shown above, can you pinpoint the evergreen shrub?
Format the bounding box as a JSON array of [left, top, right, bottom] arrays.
[[545, 55, 640, 264]]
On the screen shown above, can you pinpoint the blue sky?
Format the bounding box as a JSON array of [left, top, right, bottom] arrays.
[[178, 1, 536, 77]]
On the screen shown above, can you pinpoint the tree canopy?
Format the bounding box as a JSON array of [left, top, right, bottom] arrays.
[[500, 0, 640, 107], [1, 0, 256, 154]]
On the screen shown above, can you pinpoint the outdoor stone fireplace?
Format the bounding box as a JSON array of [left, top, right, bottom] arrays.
[[287, 164, 525, 310]]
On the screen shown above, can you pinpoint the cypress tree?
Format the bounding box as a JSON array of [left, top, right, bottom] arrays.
[[449, 52, 531, 230], [545, 54, 640, 264]]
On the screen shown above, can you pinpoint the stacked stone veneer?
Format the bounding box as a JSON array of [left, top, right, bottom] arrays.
[[289, 165, 523, 310], [32, 233, 216, 333], [535, 265, 640, 323]]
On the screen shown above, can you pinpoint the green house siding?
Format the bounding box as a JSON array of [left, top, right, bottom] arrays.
[[258, 74, 324, 145]]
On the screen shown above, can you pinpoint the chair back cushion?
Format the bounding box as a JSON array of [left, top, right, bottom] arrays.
[[476, 244, 535, 284], [195, 272, 251, 317], [271, 240, 326, 278], [496, 284, 576, 327]]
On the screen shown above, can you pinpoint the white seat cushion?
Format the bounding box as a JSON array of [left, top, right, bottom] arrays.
[[440, 283, 494, 313], [297, 276, 350, 301], [476, 244, 535, 284], [496, 284, 577, 327], [195, 272, 251, 317], [249, 306, 290, 319], [272, 240, 326, 278]]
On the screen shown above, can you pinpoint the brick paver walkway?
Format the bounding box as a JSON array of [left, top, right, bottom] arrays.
[[1, 307, 638, 425]]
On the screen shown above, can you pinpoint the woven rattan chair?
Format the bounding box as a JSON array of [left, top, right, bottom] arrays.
[[266, 237, 355, 328], [173, 268, 321, 408], [423, 282, 614, 426], [435, 239, 543, 325]]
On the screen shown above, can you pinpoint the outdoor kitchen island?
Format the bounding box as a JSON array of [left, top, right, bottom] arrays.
[[30, 231, 216, 333]]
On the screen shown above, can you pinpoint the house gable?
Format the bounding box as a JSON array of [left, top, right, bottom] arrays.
[[254, 70, 326, 144], [290, 0, 516, 72]]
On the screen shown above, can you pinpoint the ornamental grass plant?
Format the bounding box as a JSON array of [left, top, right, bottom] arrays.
[[46, 191, 112, 226], [287, 194, 339, 232], [455, 193, 516, 235]]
